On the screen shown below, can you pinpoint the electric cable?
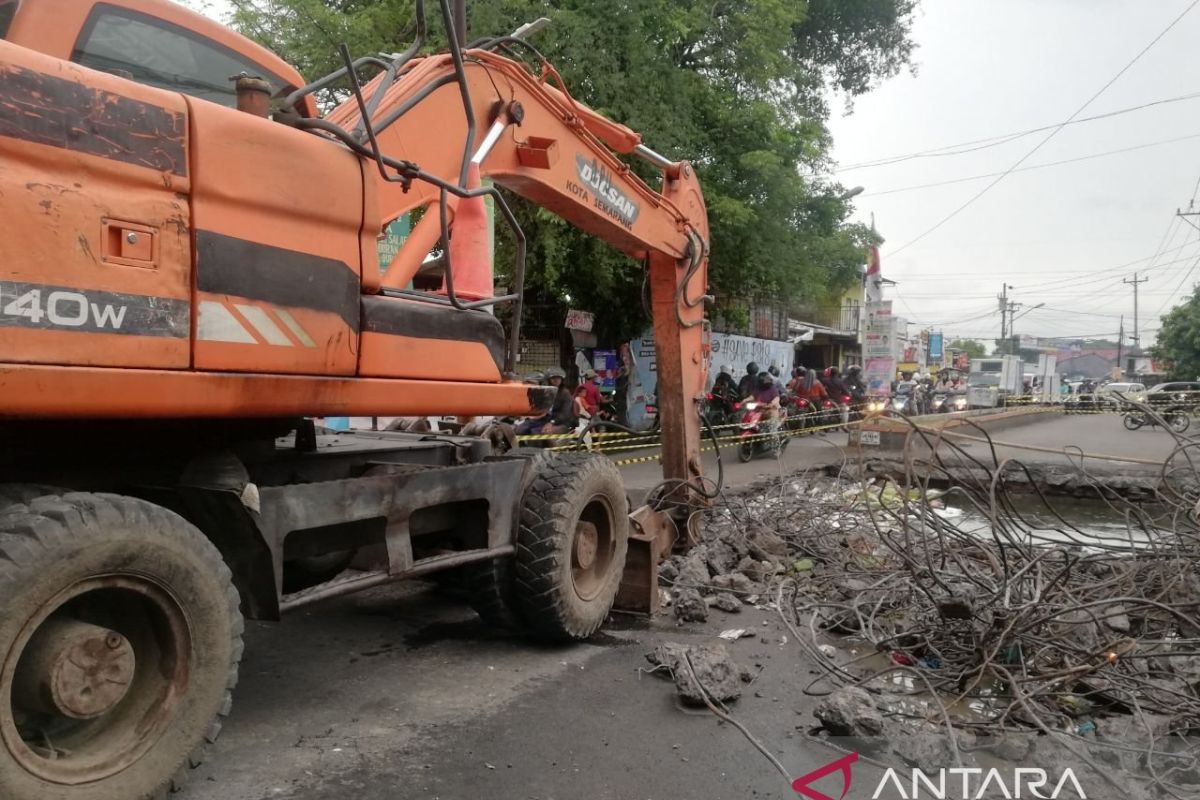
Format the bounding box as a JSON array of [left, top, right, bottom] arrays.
[[886, 0, 1200, 258]]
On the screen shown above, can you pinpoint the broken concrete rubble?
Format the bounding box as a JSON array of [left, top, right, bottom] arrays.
[[672, 588, 708, 623], [647, 642, 746, 705], [813, 686, 885, 737], [713, 593, 741, 613]]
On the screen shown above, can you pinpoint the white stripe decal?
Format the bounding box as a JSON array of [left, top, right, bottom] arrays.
[[273, 308, 317, 348], [235, 303, 291, 346], [198, 301, 256, 343]]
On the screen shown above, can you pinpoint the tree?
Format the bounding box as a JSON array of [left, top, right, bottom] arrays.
[[227, 0, 917, 342], [949, 339, 987, 359], [1152, 288, 1200, 379]]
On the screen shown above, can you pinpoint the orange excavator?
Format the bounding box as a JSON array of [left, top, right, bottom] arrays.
[[0, 1, 710, 798]]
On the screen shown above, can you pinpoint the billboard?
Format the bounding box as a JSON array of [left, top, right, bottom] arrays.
[[928, 332, 943, 363]]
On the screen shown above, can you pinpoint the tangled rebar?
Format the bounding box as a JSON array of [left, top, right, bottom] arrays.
[[675, 402, 1200, 798]]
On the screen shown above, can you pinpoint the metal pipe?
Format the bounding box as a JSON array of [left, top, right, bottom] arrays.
[[453, 0, 467, 47], [279, 545, 516, 612], [471, 119, 507, 165], [634, 144, 679, 173]]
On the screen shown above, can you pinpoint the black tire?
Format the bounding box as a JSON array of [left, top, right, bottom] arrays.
[[512, 453, 629, 641], [282, 550, 356, 593], [1169, 413, 1191, 433], [1123, 414, 1144, 431], [0, 484, 68, 512], [738, 440, 755, 462], [463, 448, 551, 628], [0, 493, 243, 800]]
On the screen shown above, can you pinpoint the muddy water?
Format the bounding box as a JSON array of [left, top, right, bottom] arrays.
[[940, 493, 1172, 550]]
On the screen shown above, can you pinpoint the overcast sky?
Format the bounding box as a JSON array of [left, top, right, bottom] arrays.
[[828, 0, 1200, 346]]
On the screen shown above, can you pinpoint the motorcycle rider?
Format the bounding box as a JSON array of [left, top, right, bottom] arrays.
[[844, 365, 867, 400], [713, 365, 738, 398], [895, 371, 919, 414], [574, 368, 603, 419], [515, 366, 576, 435], [822, 367, 851, 427], [738, 361, 761, 399], [749, 370, 783, 431], [822, 367, 849, 398]]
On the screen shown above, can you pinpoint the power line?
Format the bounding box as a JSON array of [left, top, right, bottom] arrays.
[[838, 90, 1200, 171], [885, 0, 1200, 258], [862, 133, 1200, 197]]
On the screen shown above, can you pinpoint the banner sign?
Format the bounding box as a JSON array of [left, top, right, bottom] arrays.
[[928, 332, 944, 363], [565, 309, 595, 332]]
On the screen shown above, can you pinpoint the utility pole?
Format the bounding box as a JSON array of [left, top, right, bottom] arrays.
[[1116, 316, 1124, 380], [998, 284, 1013, 353], [1123, 272, 1148, 348], [1007, 301, 1022, 353]]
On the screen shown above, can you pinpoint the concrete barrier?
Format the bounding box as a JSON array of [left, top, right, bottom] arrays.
[[847, 405, 1056, 451]]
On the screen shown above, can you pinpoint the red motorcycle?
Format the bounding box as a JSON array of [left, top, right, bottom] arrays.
[[736, 400, 789, 462]]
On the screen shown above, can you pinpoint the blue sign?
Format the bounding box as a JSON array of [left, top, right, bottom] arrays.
[[928, 332, 944, 363]]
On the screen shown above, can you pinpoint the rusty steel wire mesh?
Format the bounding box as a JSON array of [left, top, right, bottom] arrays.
[[674, 400, 1200, 798]]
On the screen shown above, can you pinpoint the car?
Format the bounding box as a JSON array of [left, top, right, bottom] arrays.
[[1095, 382, 1146, 408], [1147, 381, 1200, 409]]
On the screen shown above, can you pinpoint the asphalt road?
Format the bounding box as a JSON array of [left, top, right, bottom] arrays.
[[181, 583, 898, 800], [178, 411, 1153, 800]]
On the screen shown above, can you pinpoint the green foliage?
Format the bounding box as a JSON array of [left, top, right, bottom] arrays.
[[229, 0, 917, 342], [1153, 289, 1200, 379], [949, 339, 987, 359]]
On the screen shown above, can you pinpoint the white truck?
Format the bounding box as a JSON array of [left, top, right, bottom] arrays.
[[967, 356, 1024, 408]]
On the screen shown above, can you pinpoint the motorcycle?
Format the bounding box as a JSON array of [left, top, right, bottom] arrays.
[[1123, 407, 1190, 433], [931, 390, 966, 414], [892, 384, 917, 416], [819, 397, 840, 428], [783, 395, 821, 433], [736, 400, 789, 462], [701, 388, 739, 430]]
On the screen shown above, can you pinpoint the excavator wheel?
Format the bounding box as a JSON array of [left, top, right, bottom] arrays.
[[512, 453, 629, 641], [460, 448, 550, 628], [0, 493, 242, 800], [0, 484, 68, 512]]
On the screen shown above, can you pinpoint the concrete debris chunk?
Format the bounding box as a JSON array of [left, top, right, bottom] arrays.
[[814, 686, 885, 737], [672, 588, 708, 622], [713, 592, 742, 613], [647, 642, 744, 705]]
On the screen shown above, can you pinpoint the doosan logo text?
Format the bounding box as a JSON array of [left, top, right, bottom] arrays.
[[575, 154, 640, 227]]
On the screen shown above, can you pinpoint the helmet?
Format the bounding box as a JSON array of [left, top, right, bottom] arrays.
[[847, 365, 861, 376], [756, 372, 773, 388], [545, 366, 566, 381], [584, 368, 598, 380], [768, 365, 780, 377], [746, 362, 759, 375], [901, 371, 913, 381], [524, 371, 545, 385], [720, 365, 732, 376], [828, 367, 840, 377]]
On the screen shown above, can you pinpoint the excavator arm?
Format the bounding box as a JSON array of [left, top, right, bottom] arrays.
[[301, 6, 713, 504]]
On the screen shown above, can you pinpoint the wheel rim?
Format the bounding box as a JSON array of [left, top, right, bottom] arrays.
[[1, 576, 191, 785], [571, 497, 616, 601]]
